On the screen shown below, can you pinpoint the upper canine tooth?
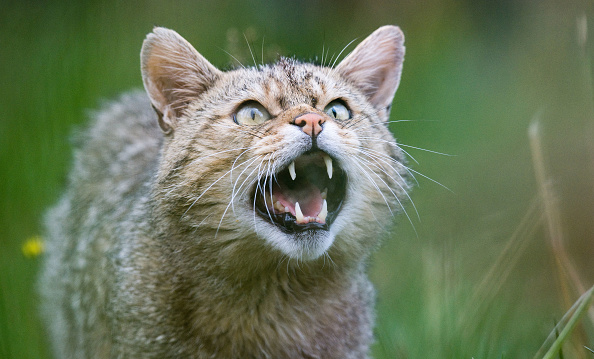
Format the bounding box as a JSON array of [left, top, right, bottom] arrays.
[[294, 202, 304, 223], [323, 154, 333, 179], [288, 161, 296, 180]]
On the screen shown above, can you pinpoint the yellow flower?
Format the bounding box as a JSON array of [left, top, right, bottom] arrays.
[[22, 236, 45, 258]]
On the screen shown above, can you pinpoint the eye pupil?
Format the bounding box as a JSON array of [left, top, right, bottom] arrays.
[[324, 101, 350, 120], [234, 101, 271, 126]]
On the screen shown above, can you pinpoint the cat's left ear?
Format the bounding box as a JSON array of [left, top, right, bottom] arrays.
[[336, 26, 405, 110], [141, 27, 222, 134]]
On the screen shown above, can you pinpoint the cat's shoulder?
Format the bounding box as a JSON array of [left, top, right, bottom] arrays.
[[70, 90, 162, 187]]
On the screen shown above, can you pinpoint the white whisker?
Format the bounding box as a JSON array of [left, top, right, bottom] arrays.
[[218, 47, 246, 69], [406, 167, 453, 193], [217, 156, 266, 236], [183, 155, 258, 220], [354, 148, 420, 222], [350, 158, 394, 216], [352, 155, 417, 235], [331, 37, 358, 69], [244, 32, 257, 67]]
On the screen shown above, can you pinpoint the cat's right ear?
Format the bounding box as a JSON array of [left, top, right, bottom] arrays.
[[141, 27, 222, 134]]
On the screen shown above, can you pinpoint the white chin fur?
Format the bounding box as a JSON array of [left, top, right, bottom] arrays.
[[256, 223, 335, 260]]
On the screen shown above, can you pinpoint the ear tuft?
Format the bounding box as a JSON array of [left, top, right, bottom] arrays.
[[335, 26, 405, 110], [141, 27, 222, 133]]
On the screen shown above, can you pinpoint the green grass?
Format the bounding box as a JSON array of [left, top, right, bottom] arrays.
[[1, 0, 593, 358]]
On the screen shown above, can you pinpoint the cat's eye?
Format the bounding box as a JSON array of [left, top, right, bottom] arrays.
[[324, 101, 350, 120], [234, 101, 271, 126]]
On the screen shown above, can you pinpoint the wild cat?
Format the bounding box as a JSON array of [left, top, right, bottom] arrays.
[[40, 25, 408, 358]]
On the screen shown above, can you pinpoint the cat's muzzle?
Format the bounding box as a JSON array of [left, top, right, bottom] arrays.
[[253, 150, 347, 233]]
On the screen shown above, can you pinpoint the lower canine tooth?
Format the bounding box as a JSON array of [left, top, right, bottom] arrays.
[[323, 154, 333, 179], [294, 202, 304, 223], [318, 199, 328, 222]]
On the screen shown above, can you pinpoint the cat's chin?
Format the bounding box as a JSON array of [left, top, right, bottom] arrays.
[[259, 226, 336, 260]]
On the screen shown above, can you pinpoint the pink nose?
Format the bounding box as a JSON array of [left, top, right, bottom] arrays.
[[294, 113, 325, 137]]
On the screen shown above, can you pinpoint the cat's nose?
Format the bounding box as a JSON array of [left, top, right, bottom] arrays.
[[293, 113, 325, 137]]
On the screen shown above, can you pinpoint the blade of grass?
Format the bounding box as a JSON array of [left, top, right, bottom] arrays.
[[529, 118, 594, 327], [537, 285, 594, 359], [458, 196, 542, 332]]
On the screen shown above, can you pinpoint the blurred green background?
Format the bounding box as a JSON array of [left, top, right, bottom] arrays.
[[1, 0, 593, 358]]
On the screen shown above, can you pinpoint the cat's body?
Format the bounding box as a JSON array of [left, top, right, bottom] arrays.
[[40, 26, 408, 358]]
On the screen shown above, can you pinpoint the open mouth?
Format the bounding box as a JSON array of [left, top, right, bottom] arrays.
[[253, 151, 347, 233]]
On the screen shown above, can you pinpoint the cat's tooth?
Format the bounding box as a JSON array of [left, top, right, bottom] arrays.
[[288, 161, 296, 180], [295, 202, 304, 223], [274, 201, 285, 212], [321, 188, 328, 200], [323, 154, 333, 179], [318, 199, 328, 223]]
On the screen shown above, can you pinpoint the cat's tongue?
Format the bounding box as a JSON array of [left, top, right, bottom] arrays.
[[271, 182, 324, 224]]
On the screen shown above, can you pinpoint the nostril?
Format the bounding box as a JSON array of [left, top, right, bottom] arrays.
[[293, 113, 325, 137], [294, 118, 308, 128]]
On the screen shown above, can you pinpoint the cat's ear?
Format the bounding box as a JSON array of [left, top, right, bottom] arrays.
[[141, 27, 222, 133], [336, 26, 405, 110]]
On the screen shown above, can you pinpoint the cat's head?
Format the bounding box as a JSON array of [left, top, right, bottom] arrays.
[[142, 26, 409, 262]]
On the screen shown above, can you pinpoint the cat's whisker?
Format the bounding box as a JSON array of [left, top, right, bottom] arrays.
[[258, 159, 276, 225], [172, 146, 257, 174], [212, 122, 265, 139], [348, 144, 420, 185], [218, 46, 247, 69], [217, 158, 264, 237], [359, 136, 453, 158], [183, 156, 259, 220], [354, 136, 419, 165], [354, 147, 418, 218], [327, 53, 337, 70], [252, 162, 262, 232], [349, 157, 394, 217], [342, 106, 385, 130], [223, 155, 264, 230], [243, 32, 258, 68], [323, 45, 331, 68], [366, 119, 417, 127], [353, 119, 429, 132], [352, 155, 416, 234], [230, 148, 261, 212], [267, 156, 280, 221], [330, 37, 358, 69], [406, 167, 453, 192], [396, 143, 454, 157], [359, 143, 448, 193], [261, 36, 265, 67]]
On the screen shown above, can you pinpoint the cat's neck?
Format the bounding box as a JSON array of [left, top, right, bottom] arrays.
[[160, 234, 371, 357]]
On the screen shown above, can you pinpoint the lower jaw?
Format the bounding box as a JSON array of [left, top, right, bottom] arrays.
[[276, 229, 336, 261]]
